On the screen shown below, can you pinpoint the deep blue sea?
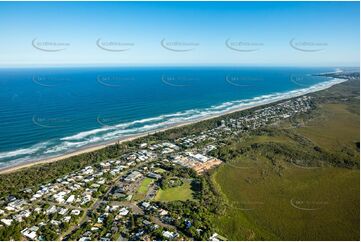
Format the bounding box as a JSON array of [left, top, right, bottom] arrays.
[[0, 66, 344, 167]]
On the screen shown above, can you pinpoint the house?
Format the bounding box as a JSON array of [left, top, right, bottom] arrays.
[[7, 195, 16, 202], [97, 213, 108, 224], [99, 162, 111, 171], [159, 209, 168, 216], [4, 206, 15, 212], [29, 226, 39, 232], [118, 208, 129, 216], [46, 206, 58, 214], [66, 195, 75, 204], [21, 228, 37, 240], [162, 231, 178, 239], [8, 199, 27, 210], [124, 171, 142, 182], [139, 143, 148, 148], [53, 191, 68, 204], [141, 202, 150, 209], [113, 192, 126, 199], [79, 237, 92, 241], [189, 153, 210, 163], [50, 220, 61, 226], [34, 207, 42, 213], [143, 220, 152, 226], [1, 218, 13, 226], [81, 194, 92, 205], [58, 208, 68, 216], [63, 216, 71, 223], [19, 210, 31, 218], [109, 205, 119, 212], [147, 172, 162, 180], [71, 209, 81, 216], [209, 233, 227, 241]]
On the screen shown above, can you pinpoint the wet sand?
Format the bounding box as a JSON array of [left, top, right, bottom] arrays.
[[0, 78, 346, 175]]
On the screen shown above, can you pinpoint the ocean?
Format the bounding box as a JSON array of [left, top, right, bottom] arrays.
[[0, 66, 343, 168]]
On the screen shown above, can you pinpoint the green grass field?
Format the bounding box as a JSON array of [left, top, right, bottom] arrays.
[[154, 180, 194, 202], [212, 161, 359, 240], [299, 104, 359, 150], [211, 102, 360, 240], [133, 177, 154, 201]]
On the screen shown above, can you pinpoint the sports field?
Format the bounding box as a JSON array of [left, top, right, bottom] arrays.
[[154, 180, 194, 202]]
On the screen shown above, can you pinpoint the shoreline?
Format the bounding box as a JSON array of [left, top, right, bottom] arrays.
[[0, 78, 347, 175]]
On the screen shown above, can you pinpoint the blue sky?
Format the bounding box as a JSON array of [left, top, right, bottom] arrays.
[[0, 1, 359, 67]]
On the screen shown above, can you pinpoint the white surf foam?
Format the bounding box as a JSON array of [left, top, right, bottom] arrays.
[[0, 141, 50, 159], [0, 77, 347, 164]]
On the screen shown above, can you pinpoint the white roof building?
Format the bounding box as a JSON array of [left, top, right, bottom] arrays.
[[21, 229, 37, 240], [71, 209, 81, 216], [118, 207, 129, 216], [162, 231, 177, 239], [66, 195, 75, 204], [1, 219, 13, 226], [58, 208, 68, 216]]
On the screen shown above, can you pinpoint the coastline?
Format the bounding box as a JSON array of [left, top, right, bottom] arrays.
[[0, 78, 347, 175]]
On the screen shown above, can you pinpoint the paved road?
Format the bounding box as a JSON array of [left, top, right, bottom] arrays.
[[61, 159, 153, 240]]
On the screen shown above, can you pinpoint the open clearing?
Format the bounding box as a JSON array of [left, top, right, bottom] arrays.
[[154, 180, 194, 202], [133, 177, 154, 201], [211, 102, 360, 240], [298, 103, 360, 152]]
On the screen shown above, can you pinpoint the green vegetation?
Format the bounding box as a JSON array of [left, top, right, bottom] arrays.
[[160, 176, 183, 189], [154, 168, 166, 173], [154, 180, 194, 202], [133, 177, 154, 201], [298, 103, 359, 151], [154, 174, 224, 241], [212, 153, 359, 240], [209, 79, 360, 240], [0, 143, 130, 197], [0, 76, 358, 241]]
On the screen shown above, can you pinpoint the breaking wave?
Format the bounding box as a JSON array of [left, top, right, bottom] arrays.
[[0, 78, 346, 168]]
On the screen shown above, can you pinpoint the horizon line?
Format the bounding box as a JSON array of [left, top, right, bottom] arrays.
[[0, 63, 359, 69]]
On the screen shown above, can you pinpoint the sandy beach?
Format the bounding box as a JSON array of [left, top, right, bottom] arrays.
[[0, 78, 346, 175], [0, 107, 247, 175]]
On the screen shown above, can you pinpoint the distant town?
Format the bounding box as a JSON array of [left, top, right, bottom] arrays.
[[0, 94, 316, 241]]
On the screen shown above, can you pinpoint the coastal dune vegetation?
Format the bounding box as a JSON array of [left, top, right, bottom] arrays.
[[210, 78, 360, 240], [0, 75, 359, 240]]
